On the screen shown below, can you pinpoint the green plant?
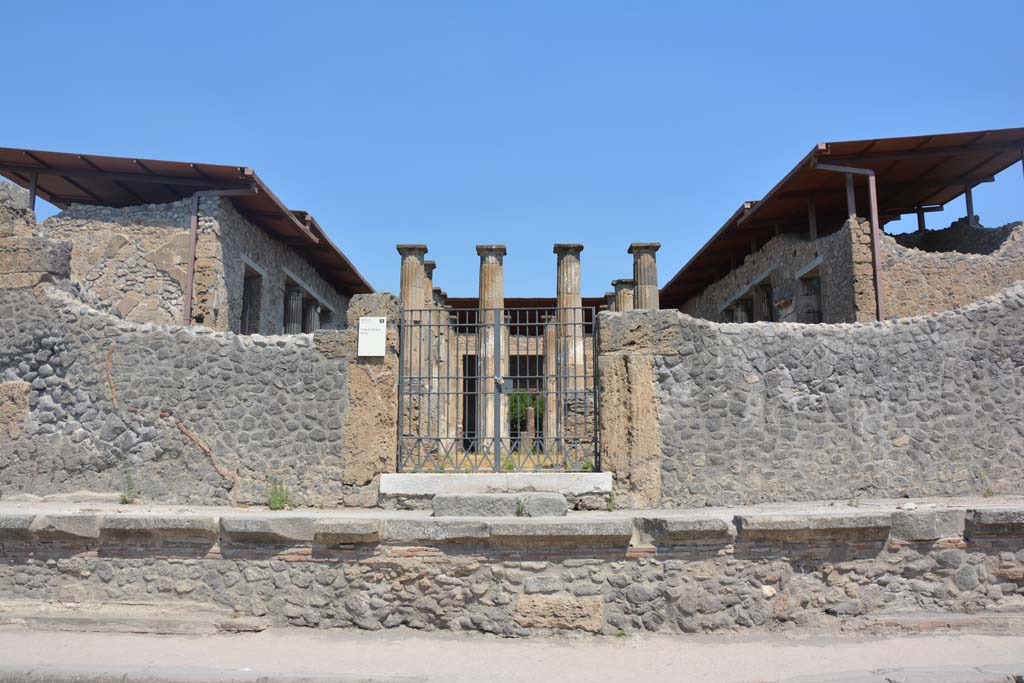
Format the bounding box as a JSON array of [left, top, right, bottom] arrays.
[[607, 494, 617, 512], [515, 497, 526, 517], [267, 480, 293, 511], [983, 487, 995, 498], [503, 458, 516, 471], [119, 472, 135, 505], [847, 497, 861, 508], [509, 392, 544, 436], [581, 460, 594, 472], [615, 630, 626, 638]]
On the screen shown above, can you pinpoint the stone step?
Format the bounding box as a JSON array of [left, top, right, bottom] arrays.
[[0, 600, 267, 636], [432, 492, 568, 517], [380, 472, 612, 510]]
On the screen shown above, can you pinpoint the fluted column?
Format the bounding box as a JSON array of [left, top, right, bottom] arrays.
[[612, 278, 635, 312], [604, 292, 616, 311], [284, 288, 303, 334], [302, 300, 320, 332], [423, 260, 437, 308], [543, 315, 558, 458], [629, 242, 660, 310], [476, 245, 508, 465], [554, 243, 585, 374], [397, 244, 428, 313]]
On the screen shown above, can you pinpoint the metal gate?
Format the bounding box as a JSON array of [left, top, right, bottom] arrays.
[[397, 306, 600, 472]]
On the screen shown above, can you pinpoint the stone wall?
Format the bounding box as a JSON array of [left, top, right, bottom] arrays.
[[36, 197, 349, 333], [681, 218, 875, 324], [0, 503, 1021, 636], [599, 284, 1024, 507], [0, 212, 400, 504], [880, 219, 1024, 319]]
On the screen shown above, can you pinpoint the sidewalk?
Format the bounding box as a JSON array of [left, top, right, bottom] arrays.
[[0, 627, 1022, 683]]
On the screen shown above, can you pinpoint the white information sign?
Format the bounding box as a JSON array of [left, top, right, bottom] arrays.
[[357, 316, 387, 357]]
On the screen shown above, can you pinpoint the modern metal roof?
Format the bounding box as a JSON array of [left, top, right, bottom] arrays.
[[660, 127, 1024, 308], [0, 147, 373, 295]]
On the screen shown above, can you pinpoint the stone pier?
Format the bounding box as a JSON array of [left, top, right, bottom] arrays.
[[476, 245, 509, 464], [629, 242, 660, 310], [397, 244, 428, 313], [612, 278, 635, 312]]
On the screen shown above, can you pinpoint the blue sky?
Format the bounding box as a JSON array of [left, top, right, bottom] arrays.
[[1, 1, 1021, 297]]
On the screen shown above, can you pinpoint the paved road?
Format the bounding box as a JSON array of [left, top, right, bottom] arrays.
[[1, 627, 1023, 682]]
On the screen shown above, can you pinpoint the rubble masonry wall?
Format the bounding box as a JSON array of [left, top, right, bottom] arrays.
[[36, 196, 349, 333], [599, 285, 1024, 507]]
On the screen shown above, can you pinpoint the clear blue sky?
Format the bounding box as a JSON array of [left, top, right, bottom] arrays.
[[2, 1, 1021, 297]]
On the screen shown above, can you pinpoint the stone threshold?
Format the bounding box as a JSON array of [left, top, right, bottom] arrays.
[[1, 497, 1021, 549], [379, 472, 613, 497]]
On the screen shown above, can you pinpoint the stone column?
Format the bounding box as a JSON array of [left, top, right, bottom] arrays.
[[423, 260, 437, 307], [554, 244, 586, 458], [542, 315, 558, 458], [302, 300, 320, 332], [397, 244, 428, 313], [284, 288, 303, 334], [476, 245, 508, 465], [604, 292, 616, 311], [612, 278, 635, 312], [629, 242, 660, 310]]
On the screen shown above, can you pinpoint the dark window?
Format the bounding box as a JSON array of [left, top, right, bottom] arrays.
[[240, 266, 262, 335]]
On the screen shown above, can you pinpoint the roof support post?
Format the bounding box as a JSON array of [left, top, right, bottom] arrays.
[[964, 185, 976, 226], [28, 173, 37, 211], [813, 161, 886, 322], [916, 209, 926, 232], [807, 199, 817, 240], [845, 173, 857, 219], [867, 174, 885, 322], [183, 186, 257, 326]]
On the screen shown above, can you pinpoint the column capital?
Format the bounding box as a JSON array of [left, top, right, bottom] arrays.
[[423, 260, 436, 276], [611, 278, 636, 289], [432, 286, 447, 306], [396, 244, 428, 256], [476, 244, 507, 257], [553, 243, 584, 255], [628, 242, 660, 254]]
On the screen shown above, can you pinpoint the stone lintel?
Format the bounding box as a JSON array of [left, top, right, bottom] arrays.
[[889, 510, 966, 542], [636, 516, 737, 545], [381, 519, 490, 544], [29, 514, 103, 541], [100, 515, 220, 541], [0, 514, 35, 541], [735, 513, 892, 542], [627, 242, 661, 254], [313, 519, 381, 545], [219, 516, 316, 544], [379, 472, 613, 498]]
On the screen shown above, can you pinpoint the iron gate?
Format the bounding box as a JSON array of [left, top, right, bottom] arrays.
[[397, 307, 600, 472]]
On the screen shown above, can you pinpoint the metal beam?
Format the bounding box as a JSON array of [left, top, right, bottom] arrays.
[[965, 185, 975, 226], [807, 199, 817, 240], [28, 173, 37, 211], [0, 162, 249, 189], [916, 210, 926, 231], [823, 139, 1022, 164], [845, 174, 857, 219], [183, 186, 257, 326]]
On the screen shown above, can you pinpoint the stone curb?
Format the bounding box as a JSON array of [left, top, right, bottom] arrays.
[[1, 505, 1022, 549]]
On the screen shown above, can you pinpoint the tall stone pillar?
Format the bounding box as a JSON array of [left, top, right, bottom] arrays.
[[542, 315, 558, 458], [423, 260, 437, 307], [612, 278, 635, 312], [554, 244, 586, 460], [629, 242, 661, 310], [284, 288, 303, 334], [476, 245, 508, 465], [396, 244, 428, 313]]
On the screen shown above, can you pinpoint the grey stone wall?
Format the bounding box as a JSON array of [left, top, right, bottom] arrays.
[[0, 282, 350, 506], [681, 218, 873, 324], [601, 284, 1024, 507], [880, 220, 1024, 319], [1, 505, 1021, 636], [37, 197, 349, 333]]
